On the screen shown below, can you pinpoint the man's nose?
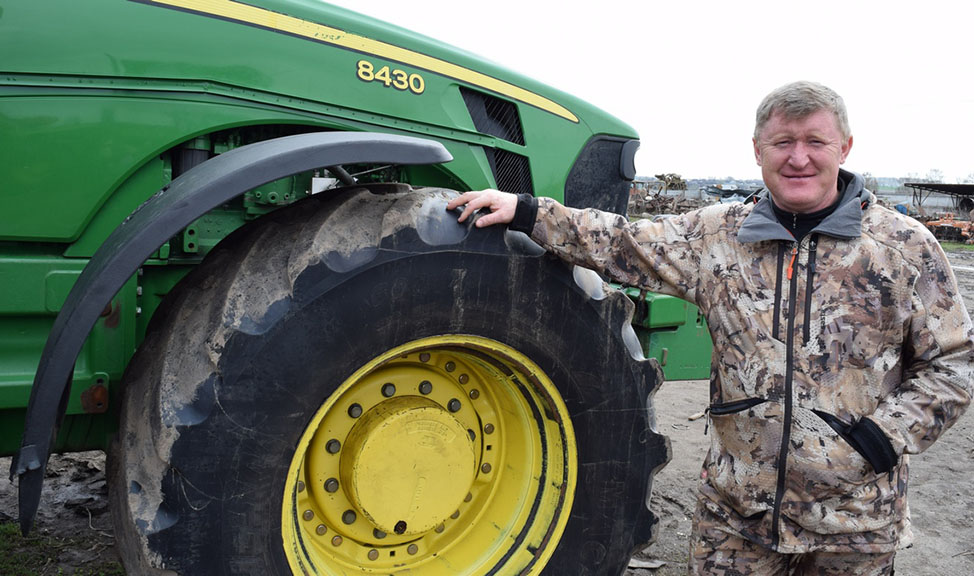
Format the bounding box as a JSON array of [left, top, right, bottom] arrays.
[[787, 142, 811, 166]]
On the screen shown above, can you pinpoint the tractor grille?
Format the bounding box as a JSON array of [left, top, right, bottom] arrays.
[[461, 87, 525, 145], [485, 148, 533, 195], [461, 87, 532, 195]]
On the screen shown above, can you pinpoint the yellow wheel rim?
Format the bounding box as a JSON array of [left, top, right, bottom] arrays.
[[282, 335, 577, 575]]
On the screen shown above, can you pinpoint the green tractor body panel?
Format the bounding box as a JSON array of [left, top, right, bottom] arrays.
[[2, 0, 631, 243], [625, 289, 713, 381], [0, 0, 712, 457]]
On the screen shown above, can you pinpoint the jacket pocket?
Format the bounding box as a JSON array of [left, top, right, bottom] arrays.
[[811, 409, 847, 434], [812, 410, 898, 475], [708, 397, 767, 416], [704, 398, 778, 518], [797, 408, 874, 483], [783, 407, 898, 534]]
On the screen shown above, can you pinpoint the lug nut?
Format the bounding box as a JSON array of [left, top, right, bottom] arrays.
[[342, 510, 357, 525], [419, 380, 432, 395], [373, 528, 386, 539], [368, 549, 379, 561], [445, 361, 456, 372], [419, 353, 431, 363], [303, 509, 314, 521], [381, 383, 396, 397], [394, 520, 408, 534], [469, 389, 480, 400], [326, 439, 341, 454], [447, 398, 461, 413], [464, 492, 472, 503], [315, 524, 327, 535], [407, 544, 419, 555], [324, 478, 339, 493], [332, 535, 343, 546], [450, 510, 460, 520], [458, 373, 469, 384], [296, 481, 305, 493], [481, 463, 492, 474], [484, 423, 495, 435], [434, 523, 445, 533], [348, 403, 363, 418]]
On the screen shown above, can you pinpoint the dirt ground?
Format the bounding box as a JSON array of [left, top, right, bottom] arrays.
[[2, 248, 974, 575]]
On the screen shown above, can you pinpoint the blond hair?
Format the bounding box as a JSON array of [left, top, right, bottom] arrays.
[[754, 81, 850, 140]]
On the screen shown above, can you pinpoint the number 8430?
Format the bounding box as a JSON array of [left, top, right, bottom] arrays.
[[356, 60, 425, 95]]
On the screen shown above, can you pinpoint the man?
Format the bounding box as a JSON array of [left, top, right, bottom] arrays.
[[447, 81, 974, 575]]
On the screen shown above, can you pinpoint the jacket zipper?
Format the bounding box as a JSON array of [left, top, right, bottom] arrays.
[[704, 397, 768, 435], [772, 244, 786, 340], [708, 397, 767, 415], [802, 235, 818, 344], [771, 239, 800, 550]]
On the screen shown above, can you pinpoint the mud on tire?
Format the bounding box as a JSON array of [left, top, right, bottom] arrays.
[[109, 185, 669, 575]]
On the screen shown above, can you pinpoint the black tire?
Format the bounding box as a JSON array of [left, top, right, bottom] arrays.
[[109, 185, 669, 575]]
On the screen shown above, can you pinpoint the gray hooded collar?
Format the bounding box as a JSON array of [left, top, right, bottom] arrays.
[[737, 169, 868, 243]]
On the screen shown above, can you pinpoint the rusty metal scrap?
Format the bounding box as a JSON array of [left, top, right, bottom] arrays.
[[628, 187, 708, 219], [924, 213, 974, 243]]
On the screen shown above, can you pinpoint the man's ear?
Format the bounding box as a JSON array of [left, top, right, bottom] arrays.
[[753, 138, 762, 166], [839, 135, 853, 164]]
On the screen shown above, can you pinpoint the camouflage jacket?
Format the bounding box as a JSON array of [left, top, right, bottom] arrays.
[[527, 170, 974, 553]]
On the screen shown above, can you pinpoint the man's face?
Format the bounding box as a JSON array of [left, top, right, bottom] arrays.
[[753, 109, 853, 214]]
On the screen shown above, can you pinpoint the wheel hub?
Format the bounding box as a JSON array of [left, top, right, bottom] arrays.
[[282, 336, 577, 575], [341, 397, 477, 535]]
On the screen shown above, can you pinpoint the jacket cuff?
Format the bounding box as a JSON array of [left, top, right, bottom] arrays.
[[845, 417, 899, 474], [508, 194, 538, 234]]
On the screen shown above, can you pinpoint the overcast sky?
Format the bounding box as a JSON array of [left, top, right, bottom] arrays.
[[328, 0, 972, 183]]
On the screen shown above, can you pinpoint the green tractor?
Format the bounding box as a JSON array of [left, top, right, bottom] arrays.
[[1, 1, 710, 573]]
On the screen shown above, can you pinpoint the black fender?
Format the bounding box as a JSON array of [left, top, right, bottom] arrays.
[[12, 131, 453, 534]]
